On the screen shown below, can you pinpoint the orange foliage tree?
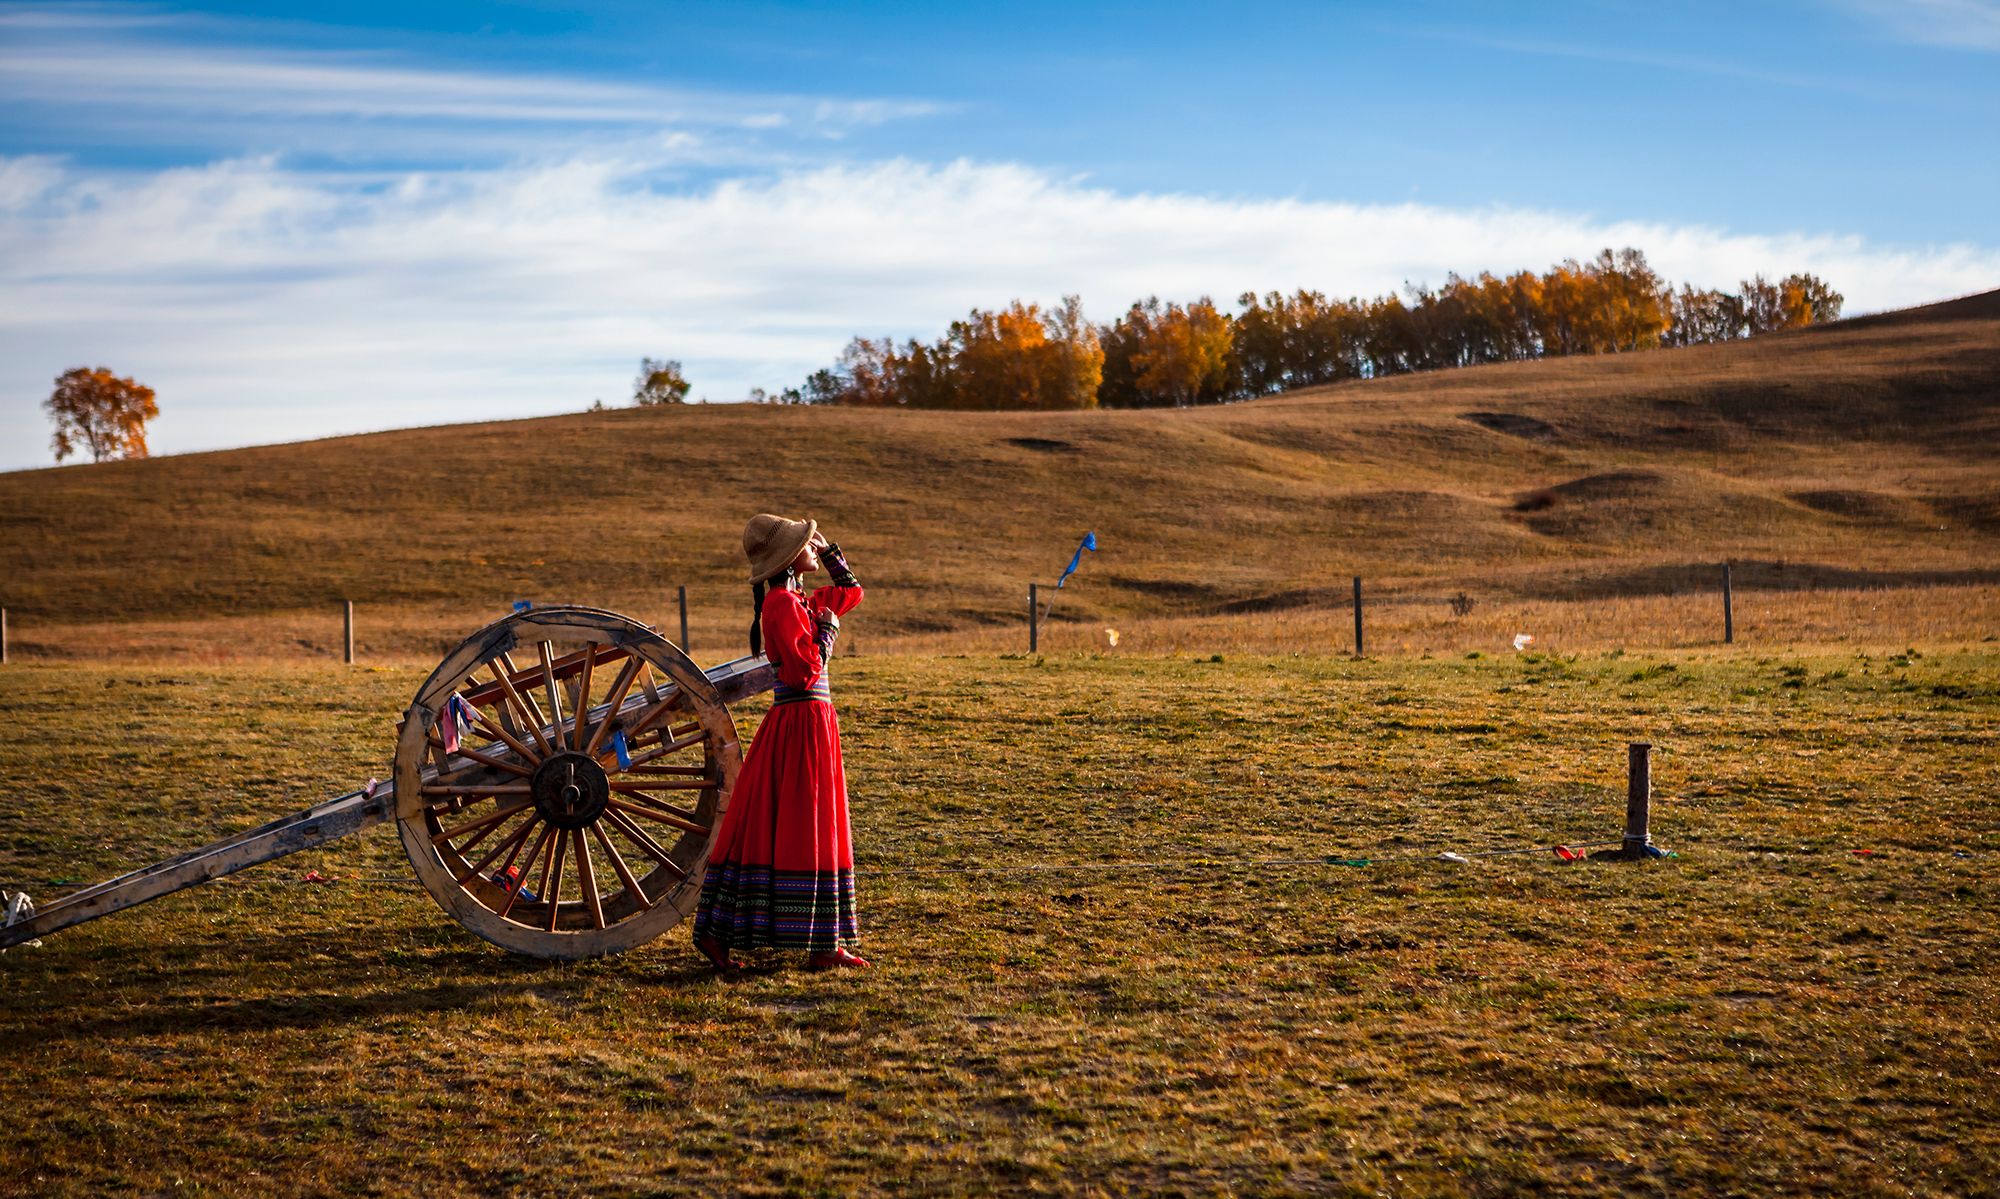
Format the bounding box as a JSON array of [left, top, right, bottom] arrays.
[[790, 249, 1841, 410], [1098, 297, 1234, 407], [45, 367, 158, 463], [822, 297, 1101, 409]]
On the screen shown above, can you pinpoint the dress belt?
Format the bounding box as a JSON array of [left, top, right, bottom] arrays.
[[771, 679, 832, 706]]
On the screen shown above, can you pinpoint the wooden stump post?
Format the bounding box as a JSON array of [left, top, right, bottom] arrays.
[[677, 585, 690, 651], [1625, 742, 1652, 853], [1722, 562, 1734, 645], [1029, 583, 1040, 654], [343, 600, 355, 665], [1352, 577, 1364, 657]]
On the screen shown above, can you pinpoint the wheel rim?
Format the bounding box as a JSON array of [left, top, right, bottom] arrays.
[[393, 606, 740, 958]]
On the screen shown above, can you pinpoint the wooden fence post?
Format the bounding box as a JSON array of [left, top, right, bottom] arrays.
[[1625, 742, 1652, 853], [1722, 562, 1734, 645], [1352, 576, 1364, 657], [1029, 583, 1039, 653], [343, 600, 355, 665], [1, 607, 8, 665], [678, 585, 690, 651]]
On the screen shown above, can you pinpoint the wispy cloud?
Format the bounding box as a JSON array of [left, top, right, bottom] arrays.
[[5, 151, 1996, 470], [1839, 0, 2000, 50], [1392, 24, 1871, 95], [0, 1, 945, 160]]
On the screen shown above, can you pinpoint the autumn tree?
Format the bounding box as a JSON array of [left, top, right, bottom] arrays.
[[946, 297, 1101, 410], [1589, 248, 1673, 351], [632, 357, 691, 405], [1664, 285, 1739, 346], [1778, 273, 1843, 328], [45, 367, 158, 463], [1232, 290, 1368, 396], [1098, 297, 1233, 407], [811, 299, 1101, 409]]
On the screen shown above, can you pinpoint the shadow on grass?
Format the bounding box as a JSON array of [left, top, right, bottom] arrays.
[[0, 926, 738, 1045]]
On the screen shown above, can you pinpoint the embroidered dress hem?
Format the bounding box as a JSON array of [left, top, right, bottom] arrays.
[[692, 863, 859, 952]]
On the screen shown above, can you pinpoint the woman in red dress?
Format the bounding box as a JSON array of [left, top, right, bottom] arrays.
[[692, 513, 869, 972]]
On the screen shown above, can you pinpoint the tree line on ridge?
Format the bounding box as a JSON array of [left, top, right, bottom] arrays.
[[765, 248, 1841, 409]]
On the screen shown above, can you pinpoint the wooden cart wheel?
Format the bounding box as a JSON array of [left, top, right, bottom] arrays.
[[393, 606, 742, 959]]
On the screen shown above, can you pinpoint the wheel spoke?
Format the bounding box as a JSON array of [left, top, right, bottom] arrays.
[[431, 799, 536, 846], [536, 640, 568, 747], [589, 822, 651, 909], [610, 791, 702, 823], [607, 798, 708, 836], [625, 694, 689, 739], [495, 816, 540, 878], [462, 696, 543, 766], [608, 778, 714, 794], [543, 831, 570, 931], [500, 825, 557, 920], [602, 807, 689, 880], [488, 657, 554, 756], [453, 814, 539, 885], [618, 726, 706, 770], [570, 645, 598, 750], [574, 830, 606, 930], [498, 651, 549, 731], [582, 655, 645, 758], [426, 735, 534, 779]]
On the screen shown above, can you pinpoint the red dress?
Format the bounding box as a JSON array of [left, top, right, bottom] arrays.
[[692, 576, 864, 953]]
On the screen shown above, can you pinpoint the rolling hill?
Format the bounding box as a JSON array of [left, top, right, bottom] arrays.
[[3, 290, 1996, 660]]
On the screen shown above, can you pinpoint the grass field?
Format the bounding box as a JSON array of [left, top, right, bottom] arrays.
[[3, 649, 1995, 1196], [2, 291, 1996, 1194]]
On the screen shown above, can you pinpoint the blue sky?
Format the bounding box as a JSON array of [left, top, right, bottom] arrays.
[[3, 0, 1998, 469]]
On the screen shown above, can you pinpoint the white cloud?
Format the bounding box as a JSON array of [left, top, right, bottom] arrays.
[[1840, 0, 2000, 50], [3, 151, 1997, 470], [0, 1, 946, 159]]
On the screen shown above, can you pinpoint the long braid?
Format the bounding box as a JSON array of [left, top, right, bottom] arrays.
[[749, 579, 766, 655]]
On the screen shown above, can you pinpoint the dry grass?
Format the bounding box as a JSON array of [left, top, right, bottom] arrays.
[[9, 582, 1997, 666], [2, 649, 1996, 1196], [1, 292, 1996, 663]]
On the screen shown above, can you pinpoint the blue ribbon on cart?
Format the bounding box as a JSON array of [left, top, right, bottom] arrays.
[[441, 694, 475, 754]]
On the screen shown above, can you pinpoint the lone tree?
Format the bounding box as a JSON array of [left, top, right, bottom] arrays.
[[632, 358, 691, 405], [45, 367, 159, 463]]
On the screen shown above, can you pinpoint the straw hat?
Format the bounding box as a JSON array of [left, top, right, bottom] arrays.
[[743, 513, 818, 584]]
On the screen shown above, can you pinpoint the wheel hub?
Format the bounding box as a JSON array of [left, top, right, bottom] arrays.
[[530, 751, 610, 831]]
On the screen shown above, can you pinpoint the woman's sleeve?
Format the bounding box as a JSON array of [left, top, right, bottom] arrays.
[[807, 541, 865, 619], [763, 590, 826, 690]]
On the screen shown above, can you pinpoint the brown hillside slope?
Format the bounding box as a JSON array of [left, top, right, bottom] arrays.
[[2, 291, 1996, 657]]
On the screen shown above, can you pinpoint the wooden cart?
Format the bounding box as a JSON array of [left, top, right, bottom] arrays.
[[1, 606, 775, 960]]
